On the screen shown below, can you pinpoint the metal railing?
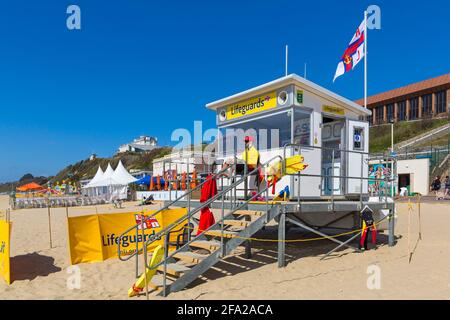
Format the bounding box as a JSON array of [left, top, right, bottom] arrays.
[[282, 143, 397, 209], [117, 165, 230, 260], [140, 155, 282, 295], [117, 154, 282, 293]]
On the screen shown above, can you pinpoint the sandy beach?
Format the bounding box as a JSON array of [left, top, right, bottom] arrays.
[[1, 194, 450, 300]]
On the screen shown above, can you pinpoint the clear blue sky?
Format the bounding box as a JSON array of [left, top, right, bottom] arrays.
[[0, 1, 449, 182]]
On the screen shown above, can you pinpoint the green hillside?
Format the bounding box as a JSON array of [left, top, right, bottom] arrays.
[[0, 147, 172, 193], [369, 118, 450, 153], [50, 147, 172, 183]]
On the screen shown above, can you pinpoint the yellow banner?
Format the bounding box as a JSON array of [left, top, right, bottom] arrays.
[[322, 105, 345, 116], [0, 220, 11, 285], [225, 91, 277, 120], [67, 208, 187, 265]]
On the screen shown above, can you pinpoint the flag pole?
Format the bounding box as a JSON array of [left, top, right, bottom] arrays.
[[364, 10, 368, 109], [285, 45, 288, 76]]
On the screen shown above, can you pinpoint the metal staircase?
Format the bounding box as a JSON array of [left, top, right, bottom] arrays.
[[118, 156, 283, 297]]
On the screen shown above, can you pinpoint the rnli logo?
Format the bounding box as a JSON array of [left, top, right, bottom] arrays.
[[135, 215, 160, 230], [343, 54, 352, 65]]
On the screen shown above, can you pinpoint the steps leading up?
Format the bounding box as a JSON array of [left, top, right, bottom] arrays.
[[157, 263, 191, 277], [232, 210, 264, 217], [189, 240, 221, 251], [223, 219, 251, 228], [204, 230, 238, 239], [173, 251, 209, 264]]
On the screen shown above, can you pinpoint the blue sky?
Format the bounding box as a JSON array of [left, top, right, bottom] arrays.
[[0, 1, 449, 182]]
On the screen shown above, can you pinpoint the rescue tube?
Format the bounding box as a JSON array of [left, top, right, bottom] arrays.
[[128, 245, 164, 297]]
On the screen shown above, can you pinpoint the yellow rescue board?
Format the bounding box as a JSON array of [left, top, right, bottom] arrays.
[[266, 155, 308, 184], [285, 155, 308, 174], [128, 245, 164, 297]]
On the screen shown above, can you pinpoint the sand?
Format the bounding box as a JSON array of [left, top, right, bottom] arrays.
[[1, 194, 450, 300]]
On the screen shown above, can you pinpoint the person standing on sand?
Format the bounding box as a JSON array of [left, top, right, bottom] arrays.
[[444, 176, 450, 199], [430, 176, 442, 200]]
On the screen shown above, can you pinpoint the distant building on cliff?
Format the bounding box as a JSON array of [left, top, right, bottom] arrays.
[[117, 136, 158, 154]]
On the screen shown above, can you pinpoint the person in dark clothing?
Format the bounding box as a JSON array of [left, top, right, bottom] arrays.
[[444, 176, 450, 199], [431, 176, 442, 200], [359, 206, 377, 251]]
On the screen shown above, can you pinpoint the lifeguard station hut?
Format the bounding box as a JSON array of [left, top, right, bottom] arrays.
[[210, 73, 371, 199], [118, 75, 396, 297]]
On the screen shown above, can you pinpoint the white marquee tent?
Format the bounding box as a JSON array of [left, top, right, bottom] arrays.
[[82, 161, 137, 200], [86, 166, 104, 187]]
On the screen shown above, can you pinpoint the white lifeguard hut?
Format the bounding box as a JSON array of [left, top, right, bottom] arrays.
[[207, 73, 371, 200]]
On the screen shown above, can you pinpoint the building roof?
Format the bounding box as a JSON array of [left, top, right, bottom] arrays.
[[206, 73, 371, 116], [355, 73, 450, 106]]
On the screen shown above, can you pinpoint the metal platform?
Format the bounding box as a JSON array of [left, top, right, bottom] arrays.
[[163, 198, 394, 214]]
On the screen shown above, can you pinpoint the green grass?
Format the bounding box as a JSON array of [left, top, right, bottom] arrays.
[[369, 118, 450, 153], [415, 132, 450, 149]]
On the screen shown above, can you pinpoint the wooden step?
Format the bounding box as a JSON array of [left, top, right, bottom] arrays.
[[149, 274, 174, 290], [204, 230, 237, 239], [173, 251, 209, 264], [190, 240, 221, 251], [223, 219, 251, 228], [157, 263, 191, 277], [232, 210, 264, 217]]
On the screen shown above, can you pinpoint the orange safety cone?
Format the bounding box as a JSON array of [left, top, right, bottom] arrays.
[[149, 176, 154, 191], [181, 172, 187, 190], [156, 175, 161, 191], [191, 170, 197, 189]]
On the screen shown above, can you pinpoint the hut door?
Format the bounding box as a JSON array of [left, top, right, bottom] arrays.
[[346, 119, 369, 195]]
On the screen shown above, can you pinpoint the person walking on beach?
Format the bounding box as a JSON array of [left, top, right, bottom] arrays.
[[430, 176, 442, 200], [444, 176, 450, 199]]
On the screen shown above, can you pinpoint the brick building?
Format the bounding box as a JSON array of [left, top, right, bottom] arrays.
[[355, 73, 450, 125]]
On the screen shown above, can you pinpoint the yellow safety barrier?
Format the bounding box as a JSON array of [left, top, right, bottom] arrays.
[[0, 220, 12, 285], [67, 208, 187, 265]]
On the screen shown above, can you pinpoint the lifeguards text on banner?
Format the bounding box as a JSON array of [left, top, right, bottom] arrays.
[[67, 208, 187, 264]]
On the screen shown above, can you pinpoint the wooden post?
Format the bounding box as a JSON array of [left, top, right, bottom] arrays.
[[47, 203, 53, 249], [407, 199, 412, 263], [417, 194, 422, 240]]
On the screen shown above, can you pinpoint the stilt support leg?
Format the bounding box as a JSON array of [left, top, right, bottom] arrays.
[[244, 215, 252, 259], [388, 207, 395, 247], [278, 210, 286, 268]]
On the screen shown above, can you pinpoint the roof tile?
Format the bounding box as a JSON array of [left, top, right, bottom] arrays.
[[355, 73, 450, 106]]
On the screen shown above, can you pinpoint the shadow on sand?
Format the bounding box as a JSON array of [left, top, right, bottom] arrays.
[[10, 252, 61, 282], [187, 225, 398, 288]]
